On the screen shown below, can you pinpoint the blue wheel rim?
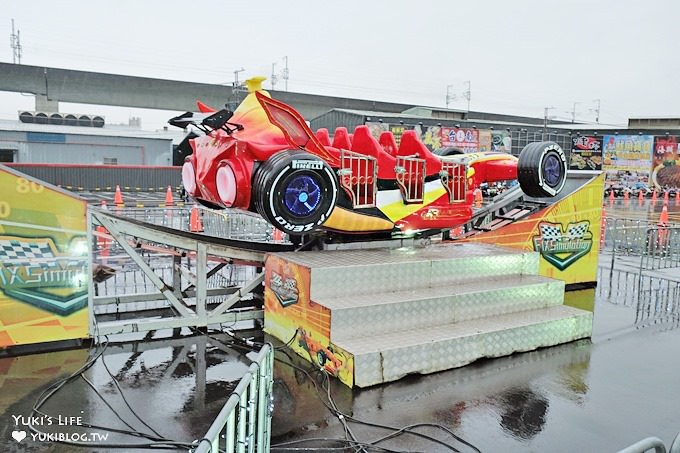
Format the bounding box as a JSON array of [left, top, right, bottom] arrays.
[[283, 174, 321, 217], [543, 154, 562, 187]]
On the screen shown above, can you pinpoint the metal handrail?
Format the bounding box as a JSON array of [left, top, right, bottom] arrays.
[[617, 437, 666, 453], [194, 343, 274, 453], [617, 431, 680, 453]]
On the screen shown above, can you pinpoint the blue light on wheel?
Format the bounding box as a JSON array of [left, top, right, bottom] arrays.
[[283, 174, 321, 217], [543, 154, 562, 187]]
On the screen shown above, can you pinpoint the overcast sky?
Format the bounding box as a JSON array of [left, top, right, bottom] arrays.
[[1, 0, 678, 130]]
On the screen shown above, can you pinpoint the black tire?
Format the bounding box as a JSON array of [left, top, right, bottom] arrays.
[[316, 351, 327, 366], [253, 150, 338, 235], [517, 141, 567, 197]]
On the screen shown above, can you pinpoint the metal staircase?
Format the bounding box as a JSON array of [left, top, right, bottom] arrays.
[[264, 241, 593, 387]]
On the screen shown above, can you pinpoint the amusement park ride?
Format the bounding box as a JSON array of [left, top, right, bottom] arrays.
[[172, 77, 568, 242], [171, 77, 595, 389]]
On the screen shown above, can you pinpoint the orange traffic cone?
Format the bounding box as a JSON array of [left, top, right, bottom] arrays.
[[600, 206, 607, 247], [638, 190, 644, 205], [165, 186, 174, 206], [659, 203, 670, 226], [114, 185, 124, 207], [676, 193, 680, 207], [608, 190, 615, 203], [623, 190, 629, 204], [272, 228, 284, 242], [189, 205, 203, 232], [651, 190, 658, 204], [658, 203, 670, 249], [664, 190, 670, 204]]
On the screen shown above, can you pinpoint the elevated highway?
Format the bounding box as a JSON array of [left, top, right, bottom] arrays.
[[0, 62, 413, 119]]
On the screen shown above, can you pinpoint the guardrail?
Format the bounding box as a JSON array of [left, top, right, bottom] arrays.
[[617, 431, 680, 453], [598, 265, 680, 327], [194, 343, 274, 453], [639, 226, 680, 270]]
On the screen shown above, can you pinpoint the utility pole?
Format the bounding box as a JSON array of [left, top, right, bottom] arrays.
[[446, 85, 456, 109], [543, 106, 555, 132], [282, 56, 289, 91], [463, 81, 471, 112], [591, 99, 601, 123], [570, 102, 580, 123], [10, 19, 22, 64], [270, 62, 278, 90], [233, 67, 245, 88]]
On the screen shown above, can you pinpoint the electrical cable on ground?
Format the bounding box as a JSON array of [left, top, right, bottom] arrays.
[[216, 327, 481, 453]]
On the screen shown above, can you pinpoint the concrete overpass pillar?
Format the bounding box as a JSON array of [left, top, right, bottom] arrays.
[[35, 94, 59, 112]]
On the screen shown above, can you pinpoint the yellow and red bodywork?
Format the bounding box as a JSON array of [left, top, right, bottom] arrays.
[[182, 84, 522, 235]]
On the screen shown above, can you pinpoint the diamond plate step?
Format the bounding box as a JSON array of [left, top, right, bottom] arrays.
[[272, 242, 539, 300], [323, 275, 565, 341], [334, 305, 593, 388]]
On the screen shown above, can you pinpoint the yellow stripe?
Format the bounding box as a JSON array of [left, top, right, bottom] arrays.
[[380, 186, 447, 222], [324, 207, 394, 232]]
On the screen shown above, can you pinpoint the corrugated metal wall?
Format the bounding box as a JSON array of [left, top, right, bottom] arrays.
[[6, 164, 182, 190], [0, 129, 172, 166]]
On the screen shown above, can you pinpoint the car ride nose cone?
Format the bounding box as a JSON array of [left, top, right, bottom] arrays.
[[216, 165, 237, 206], [182, 162, 197, 195]]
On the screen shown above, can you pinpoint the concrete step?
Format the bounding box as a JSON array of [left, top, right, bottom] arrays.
[[333, 305, 592, 387], [273, 242, 539, 300], [322, 275, 565, 341]]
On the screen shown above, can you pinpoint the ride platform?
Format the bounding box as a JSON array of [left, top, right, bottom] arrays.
[[263, 241, 592, 387]]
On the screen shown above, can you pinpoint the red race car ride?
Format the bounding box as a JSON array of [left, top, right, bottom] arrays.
[[172, 77, 567, 241]]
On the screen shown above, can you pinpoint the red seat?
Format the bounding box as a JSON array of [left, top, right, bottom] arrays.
[[332, 127, 352, 150], [397, 130, 442, 174], [378, 131, 399, 156], [315, 128, 331, 146], [350, 126, 396, 179]]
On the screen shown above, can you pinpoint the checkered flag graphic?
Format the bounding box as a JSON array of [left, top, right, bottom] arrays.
[[567, 222, 589, 240], [0, 239, 55, 265], [539, 223, 563, 241]]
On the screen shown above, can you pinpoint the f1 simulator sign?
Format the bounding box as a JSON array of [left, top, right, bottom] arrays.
[[0, 237, 88, 316], [532, 221, 593, 271]]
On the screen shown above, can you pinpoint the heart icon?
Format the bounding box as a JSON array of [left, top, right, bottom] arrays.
[[12, 430, 26, 442]]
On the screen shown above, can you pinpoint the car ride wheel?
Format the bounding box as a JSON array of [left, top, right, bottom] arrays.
[[253, 150, 338, 235], [517, 141, 567, 197], [316, 351, 327, 366]]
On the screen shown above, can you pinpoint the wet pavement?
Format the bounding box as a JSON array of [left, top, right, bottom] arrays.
[[1, 199, 679, 452], [269, 292, 680, 453], [0, 329, 260, 452]]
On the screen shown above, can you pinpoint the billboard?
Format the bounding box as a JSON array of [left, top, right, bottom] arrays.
[[569, 136, 603, 171], [0, 165, 89, 349], [441, 127, 479, 153], [491, 131, 512, 152], [652, 135, 680, 189], [602, 135, 654, 189]]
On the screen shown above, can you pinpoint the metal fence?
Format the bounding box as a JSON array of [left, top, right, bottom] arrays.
[[601, 217, 659, 256], [598, 220, 680, 329], [114, 206, 280, 242], [597, 265, 680, 327], [195, 343, 274, 453], [7, 164, 182, 191], [509, 131, 572, 156]]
